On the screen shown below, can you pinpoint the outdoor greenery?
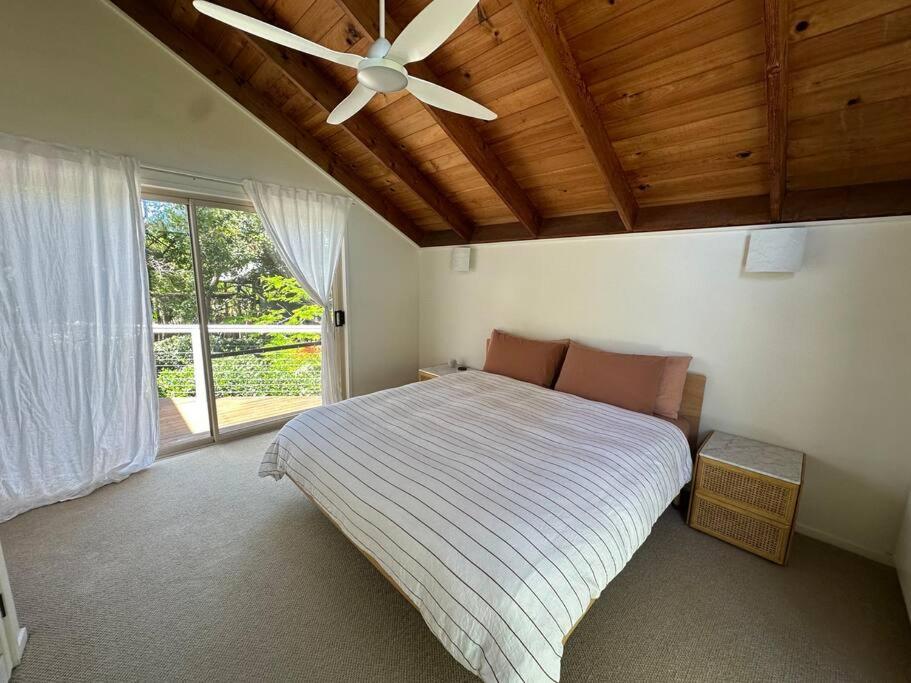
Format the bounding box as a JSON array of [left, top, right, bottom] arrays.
[[143, 200, 322, 399], [154, 344, 321, 398]]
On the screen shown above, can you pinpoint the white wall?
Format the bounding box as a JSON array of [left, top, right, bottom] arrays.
[[897, 488, 911, 617], [419, 220, 911, 563], [345, 217, 419, 396], [0, 0, 418, 395]]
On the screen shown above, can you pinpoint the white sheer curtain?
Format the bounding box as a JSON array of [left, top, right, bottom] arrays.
[[243, 180, 351, 405], [0, 133, 158, 521]]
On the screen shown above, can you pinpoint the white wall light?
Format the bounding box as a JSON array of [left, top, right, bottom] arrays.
[[745, 227, 807, 273], [450, 246, 471, 273]]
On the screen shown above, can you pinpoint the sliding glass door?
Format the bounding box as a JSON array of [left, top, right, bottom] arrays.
[[142, 194, 332, 454], [195, 203, 324, 435], [144, 198, 213, 450]]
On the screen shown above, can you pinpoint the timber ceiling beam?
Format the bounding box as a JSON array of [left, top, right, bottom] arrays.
[[513, 0, 638, 231], [110, 0, 424, 244], [204, 0, 474, 242], [420, 179, 911, 247], [334, 0, 542, 237], [763, 0, 789, 221]]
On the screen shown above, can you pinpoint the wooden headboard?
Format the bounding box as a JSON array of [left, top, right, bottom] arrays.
[[679, 373, 706, 453]]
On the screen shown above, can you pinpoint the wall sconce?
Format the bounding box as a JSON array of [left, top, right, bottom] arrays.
[[745, 227, 807, 273]]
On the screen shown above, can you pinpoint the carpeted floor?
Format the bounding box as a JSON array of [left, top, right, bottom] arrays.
[[1, 432, 909, 682]]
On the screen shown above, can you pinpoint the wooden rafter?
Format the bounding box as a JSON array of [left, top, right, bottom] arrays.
[[513, 0, 638, 231], [110, 0, 424, 244], [421, 179, 911, 246], [763, 0, 789, 221], [200, 0, 474, 242], [334, 0, 542, 237]]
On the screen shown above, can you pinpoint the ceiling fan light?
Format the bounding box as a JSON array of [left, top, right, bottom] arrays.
[[357, 58, 409, 93]]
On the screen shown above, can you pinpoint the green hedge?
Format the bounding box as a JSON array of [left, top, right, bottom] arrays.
[[154, 336, 321, 398]]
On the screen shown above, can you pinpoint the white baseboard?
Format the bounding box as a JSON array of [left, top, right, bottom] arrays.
[[796, 523, 893, 566]]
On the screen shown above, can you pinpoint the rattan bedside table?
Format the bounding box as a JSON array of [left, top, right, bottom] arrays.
[[687, 431, 805, 565]]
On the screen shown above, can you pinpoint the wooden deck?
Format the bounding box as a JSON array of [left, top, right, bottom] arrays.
[[159, 395, 321, 446]]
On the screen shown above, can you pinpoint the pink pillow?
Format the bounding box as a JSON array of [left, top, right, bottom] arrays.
[[554, 342, 665, 414], [655, 355, 692, 420], [483, 330, 569, 388]]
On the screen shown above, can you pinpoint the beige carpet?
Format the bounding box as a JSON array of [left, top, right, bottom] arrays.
[[2, 432, 909, 682]]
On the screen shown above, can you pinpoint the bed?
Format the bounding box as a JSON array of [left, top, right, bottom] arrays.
[[260, 369, 704, 683]]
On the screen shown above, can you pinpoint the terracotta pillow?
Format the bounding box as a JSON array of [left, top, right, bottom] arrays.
[[554, 342, 665, 414], [482, 329, 569, 387], [654, 355, 692, 420]]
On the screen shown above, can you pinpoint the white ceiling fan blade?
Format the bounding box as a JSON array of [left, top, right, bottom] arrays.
[[193, 1, 362, 69], [327, 85, 375, 125], [406, 76, 496, 121], [386, 0, 479, 65]]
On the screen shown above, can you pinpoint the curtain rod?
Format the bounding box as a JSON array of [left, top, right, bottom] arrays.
[[139, 163, 245, 187], [139, 164, 357, 205]]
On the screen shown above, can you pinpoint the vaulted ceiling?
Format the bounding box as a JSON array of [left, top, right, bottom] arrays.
[[112, 0, 911, 245]]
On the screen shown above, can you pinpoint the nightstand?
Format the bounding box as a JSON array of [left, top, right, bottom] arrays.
[[418, 364, 471, 381], [688, 431, 805, 565]]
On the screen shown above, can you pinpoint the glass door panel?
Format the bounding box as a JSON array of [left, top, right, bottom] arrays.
[[194, 203, 323, 434], [142, 199, 213, 450]]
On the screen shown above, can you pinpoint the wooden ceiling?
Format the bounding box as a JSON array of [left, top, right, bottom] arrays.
[[113, 0, 911, 246]]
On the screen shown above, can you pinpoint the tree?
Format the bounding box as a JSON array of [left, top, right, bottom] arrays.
[[144, 200, 323, 398], [143, 202, 321, 327], [143, 201, 195, 324]]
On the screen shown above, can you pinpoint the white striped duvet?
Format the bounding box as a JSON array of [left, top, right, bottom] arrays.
[[260, 370, 692, 683]]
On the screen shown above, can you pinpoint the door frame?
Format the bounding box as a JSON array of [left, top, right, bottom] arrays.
[[142, 189, 347, 458]]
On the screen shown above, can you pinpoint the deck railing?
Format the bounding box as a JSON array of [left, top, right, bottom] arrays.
[[152, 324, 321, 403]]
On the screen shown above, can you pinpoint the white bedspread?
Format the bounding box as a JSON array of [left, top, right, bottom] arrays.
[[261, 370, 692, 683]]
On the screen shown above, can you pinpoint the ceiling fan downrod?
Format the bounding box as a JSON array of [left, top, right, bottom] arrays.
[[360, 0, 405, 91]]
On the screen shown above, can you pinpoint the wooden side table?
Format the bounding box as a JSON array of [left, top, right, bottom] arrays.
[[417, 364, 472, 381], [687, 431, 805, 565]]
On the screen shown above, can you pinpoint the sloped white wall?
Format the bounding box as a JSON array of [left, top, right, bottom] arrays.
[[0, 0, 418, 396], [419, 220, 911, 563]]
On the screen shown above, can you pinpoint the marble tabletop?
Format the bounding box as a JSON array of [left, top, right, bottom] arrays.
[[700, 431, 804, 484]]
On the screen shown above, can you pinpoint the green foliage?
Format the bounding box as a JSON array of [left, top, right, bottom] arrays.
[[156, 363, 196, 398], [256, 275, 323, 325], [143, 201, 322, 328], [143, 201, 196, 325], [145, 200, 325, 400], [211, 349, 321, 398], [154, 333, 191, 367], [154, 342, 322, 399]]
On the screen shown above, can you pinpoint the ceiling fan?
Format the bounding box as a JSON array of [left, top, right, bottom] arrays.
[[192, 0, 496, 124]]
